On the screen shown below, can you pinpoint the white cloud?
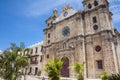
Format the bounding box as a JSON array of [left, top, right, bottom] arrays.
[[0, 50, 2, 52], [23, 0, 120, 28], [23, 0, 83, 17], [109, 0, 120, 24]]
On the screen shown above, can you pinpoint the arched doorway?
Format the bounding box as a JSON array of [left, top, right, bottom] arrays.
[[61, 57, 69, 77]]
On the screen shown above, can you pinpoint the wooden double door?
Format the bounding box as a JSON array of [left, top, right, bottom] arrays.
[[61, 57, 69, 77]]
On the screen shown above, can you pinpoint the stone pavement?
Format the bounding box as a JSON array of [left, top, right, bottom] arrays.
[[0, 76, 101, 80], [20, 75, 101, 80]]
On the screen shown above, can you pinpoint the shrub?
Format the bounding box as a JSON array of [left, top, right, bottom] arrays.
[[37, 70, 41, 76], [108, 73, 120, 80], [101, 71, 108, 80]]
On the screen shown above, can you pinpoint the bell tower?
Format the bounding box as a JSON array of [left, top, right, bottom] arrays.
[[82, 0, 114, 35], [82, 0, 119, 78], [83, 0, 109, 11]]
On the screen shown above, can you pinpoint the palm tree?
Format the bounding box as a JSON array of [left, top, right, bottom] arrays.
[[45, 58, 63, 80], [72, 62, 84, 80], [0, 42, 29, 80]]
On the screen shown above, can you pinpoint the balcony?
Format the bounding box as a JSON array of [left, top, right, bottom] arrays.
[[31, 54, 39, 57], [30, 61, 38, 64]]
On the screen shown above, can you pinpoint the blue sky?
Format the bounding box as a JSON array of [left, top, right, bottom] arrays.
[[0, 0, 120, 50]]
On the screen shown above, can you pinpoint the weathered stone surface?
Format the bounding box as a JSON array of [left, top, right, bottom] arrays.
[[42, 0, 120, 79]]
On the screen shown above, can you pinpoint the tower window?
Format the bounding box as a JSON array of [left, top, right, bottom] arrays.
[[48, 33, 50, 38], [88, 3, 92, 9], [93, 25, 98, 30], [94, 0, 98, 6], [48, 40, 50, 44], [96, 60, 103, 69], [93, 17, 97, 23]]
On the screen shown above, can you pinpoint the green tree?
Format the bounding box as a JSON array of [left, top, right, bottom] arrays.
[[101, 71, 108, 80], [72, 62, 84, 80], [45, 58, 63, 80], [0, 42, 29, 80]]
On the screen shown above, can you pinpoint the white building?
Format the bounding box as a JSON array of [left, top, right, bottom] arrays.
[[25, 41, 43, 75]]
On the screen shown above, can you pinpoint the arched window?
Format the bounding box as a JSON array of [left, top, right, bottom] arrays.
[[88, 3, 92, 9], [94, 0, 98, 6], [62, 27, 70, 37]]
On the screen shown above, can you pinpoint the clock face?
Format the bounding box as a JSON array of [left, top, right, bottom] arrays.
[[62, 27, 70, 36], [64, 12, 68, 17]]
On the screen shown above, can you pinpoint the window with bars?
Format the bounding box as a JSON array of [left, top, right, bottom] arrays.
[[96, 60, 103, 69], [48, 33, 50, 38], [93, 16, 97, 23]]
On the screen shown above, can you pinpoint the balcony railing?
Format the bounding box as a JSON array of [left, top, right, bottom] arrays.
[[30, 61, 38, 64]]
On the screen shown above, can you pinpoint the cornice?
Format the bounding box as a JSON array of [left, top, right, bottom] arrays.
[[43, 30, 114, 48]]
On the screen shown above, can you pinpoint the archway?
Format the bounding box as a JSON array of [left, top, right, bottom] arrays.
[[61, 57, 69, 77]]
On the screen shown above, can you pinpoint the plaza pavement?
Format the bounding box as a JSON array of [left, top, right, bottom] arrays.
[[20, 75, 101, 80], [0, 75, 101, 80]]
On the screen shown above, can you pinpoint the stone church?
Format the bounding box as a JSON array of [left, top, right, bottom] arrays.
[[42, 0, 120, 79]]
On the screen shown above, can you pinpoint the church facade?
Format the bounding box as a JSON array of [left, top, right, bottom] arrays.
[[42, 0, 120, 79]]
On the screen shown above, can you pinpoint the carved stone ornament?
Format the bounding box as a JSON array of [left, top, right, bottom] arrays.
[[62, 5, 73, 13]]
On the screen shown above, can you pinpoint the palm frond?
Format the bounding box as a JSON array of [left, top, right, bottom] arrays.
[[108, 73, 120, 80]]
